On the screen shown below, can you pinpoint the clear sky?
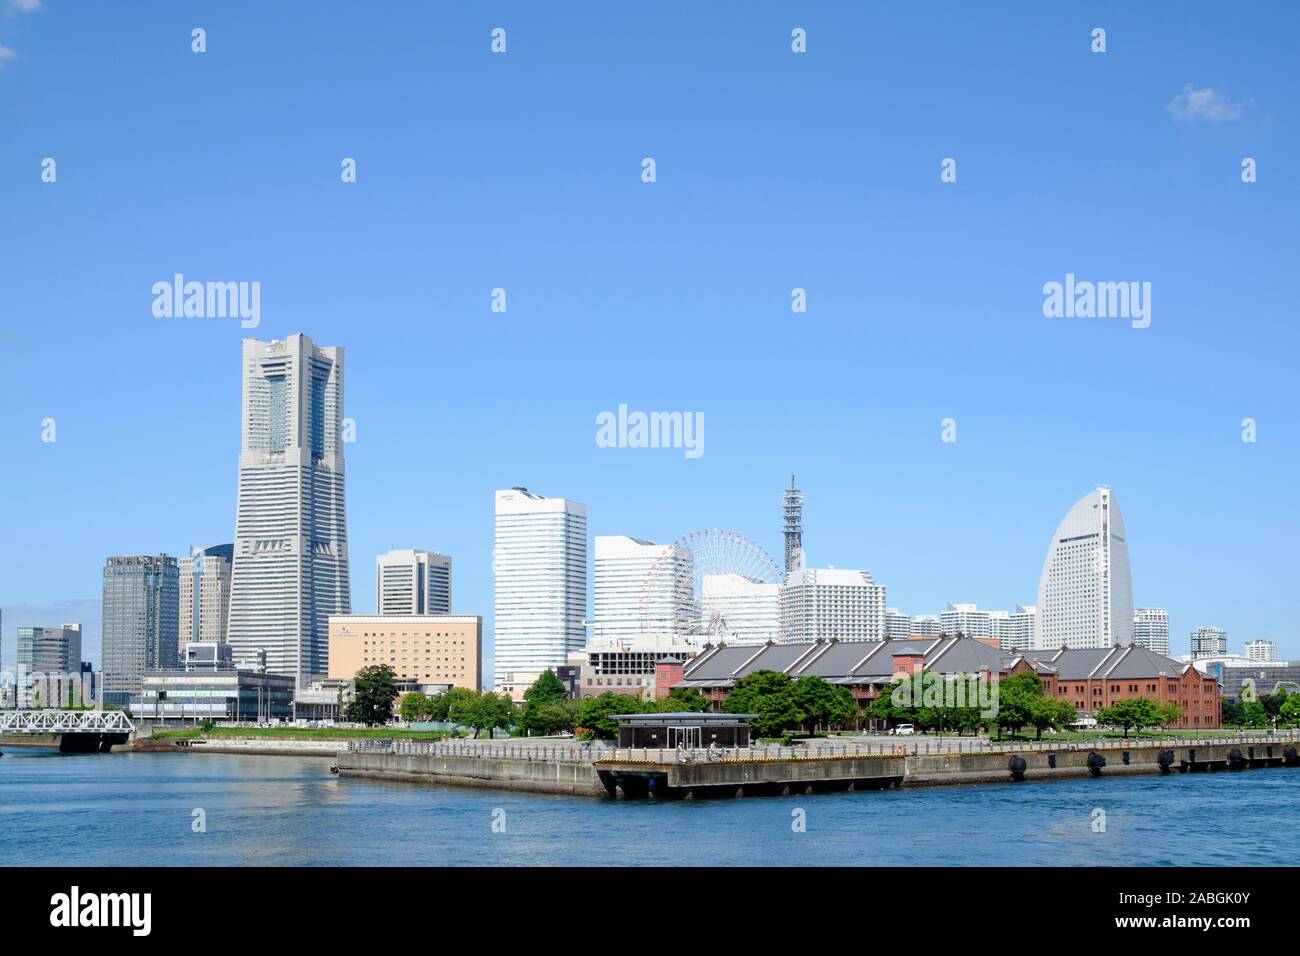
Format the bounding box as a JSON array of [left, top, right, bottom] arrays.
[[2, 1, 1297, 671]]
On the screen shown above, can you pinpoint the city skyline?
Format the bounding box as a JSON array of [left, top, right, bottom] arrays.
[[3, 4, 1298, 672]]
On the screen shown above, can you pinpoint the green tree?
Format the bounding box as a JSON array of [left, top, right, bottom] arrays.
[[991, 671, 1041, 739], [573, 693, 645, 740], [399, 692, 428, 722], [516, 670, 574, 736], [344, 665, 399, 726], [867, 678, 916, 731], [1279, 694, 1300, 727], [523, 669, 569, 706], [449, 691, 514, 739], [723, 670, 802, 739], [437, 687, 479, 725], [1260, 689, 1289, 728], [1028, 695, 1077, 740], [789, 676, 858, 732], [658, 686, 711, 713], [1095, 697, 1163, 736]]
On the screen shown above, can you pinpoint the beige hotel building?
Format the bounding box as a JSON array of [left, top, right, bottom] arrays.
[[328, 614, 482, 691]]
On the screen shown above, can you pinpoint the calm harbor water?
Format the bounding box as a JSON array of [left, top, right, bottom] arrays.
[[1, 748, 1294, 866]]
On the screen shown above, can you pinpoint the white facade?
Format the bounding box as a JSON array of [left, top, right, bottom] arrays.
[[780, 568, 886, 643], [1005, 605, 1037, 652], [1132, 607, 1170, 656], [1190, 626, 1228, 657], [493, 487, 588, 690], [1034, 487, 1134, 650], [940, 603, 992, 639], [696, 573, 781, 644], [884, 608, 912, 640], [909, 614, 941, 636], [1244, 640, 1278, 663], [376, 548, 451, 615], [178, 544, 233, 651], [593, 535, 693, 642], [226, 334, 351, 686]]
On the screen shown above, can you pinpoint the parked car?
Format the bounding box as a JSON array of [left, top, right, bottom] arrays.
[[891, 724, 916, 736]]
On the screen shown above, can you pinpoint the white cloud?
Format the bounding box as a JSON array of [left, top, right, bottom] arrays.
[[8, 0, 42, 13], [1167, 84, 1254, 122], [0, 44, 14, 66]]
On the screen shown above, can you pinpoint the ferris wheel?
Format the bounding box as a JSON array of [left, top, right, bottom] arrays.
[[637, 528, 783, 641]]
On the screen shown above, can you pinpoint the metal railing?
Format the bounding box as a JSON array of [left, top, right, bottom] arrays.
[[343, 731, 1295, 765]]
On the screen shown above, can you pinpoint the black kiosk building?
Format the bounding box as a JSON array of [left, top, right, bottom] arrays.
[[614, 712, 754, 748]]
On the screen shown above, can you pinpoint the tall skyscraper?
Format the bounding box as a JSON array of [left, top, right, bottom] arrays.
[[1132, 607, 1170, 656], [1034, 486, 1134, 650], [780, 567, 886, 643], [783, 475, 804, 575], [226, 334, 351, 686], [102, 555, 179, 706], [1189, 626, 1228, 657], [593, 536, 693, 642], [16, 624, 81, 707], [376, 549, 452, 615], [178, 544, 234, 651], [493, 487, 587, 693]]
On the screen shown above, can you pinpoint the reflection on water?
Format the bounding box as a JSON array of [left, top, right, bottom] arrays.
[[1, 749, 1295, 866]]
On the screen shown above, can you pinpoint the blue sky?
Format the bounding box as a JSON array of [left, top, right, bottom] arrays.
[[2, 1, 1297, 671]]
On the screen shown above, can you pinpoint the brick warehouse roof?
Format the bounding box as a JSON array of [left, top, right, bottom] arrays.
[[678, 635, 1019, 690], [677, 636, 1203, 690]]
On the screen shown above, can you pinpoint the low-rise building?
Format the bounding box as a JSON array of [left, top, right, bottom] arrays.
[[327, 614, 482, 691], [130, 669, 296, 722], [575, 632, 703, 699], [1031, 645, 1220, 729]]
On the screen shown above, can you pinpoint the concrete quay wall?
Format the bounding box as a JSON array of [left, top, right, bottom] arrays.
[[133, 736, 343, 756], [336, 737, 1300, 798], [338, 750, 608, 796], [905, 738, 1299, 786]]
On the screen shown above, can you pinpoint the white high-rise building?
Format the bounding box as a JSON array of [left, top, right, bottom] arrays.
[[493, 487, 588, 691], [940, 603, 992, 639], [1005, 605, 1037, 653], [1244, 640, 1278, 663], [989, 610, 1011, 647], [178, 544, 233, 652], [697, 573, 781, 645], [884, 608, 912, 640], [376, 549, 451, 615], [593, 536, 693, 643], [780, 568, 886, 643], [910, 614, 941, 636], [1034, 487, 1134, 650], [226, 334, 351, 686], [1189, 626, 1228, 657], [1132, 607, 1170, 656]]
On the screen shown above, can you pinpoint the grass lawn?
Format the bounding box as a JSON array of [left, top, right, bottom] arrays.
[[149, 726, 457, 741]]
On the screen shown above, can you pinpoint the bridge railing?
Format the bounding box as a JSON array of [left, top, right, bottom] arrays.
[[0, 709, 135, 734]]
